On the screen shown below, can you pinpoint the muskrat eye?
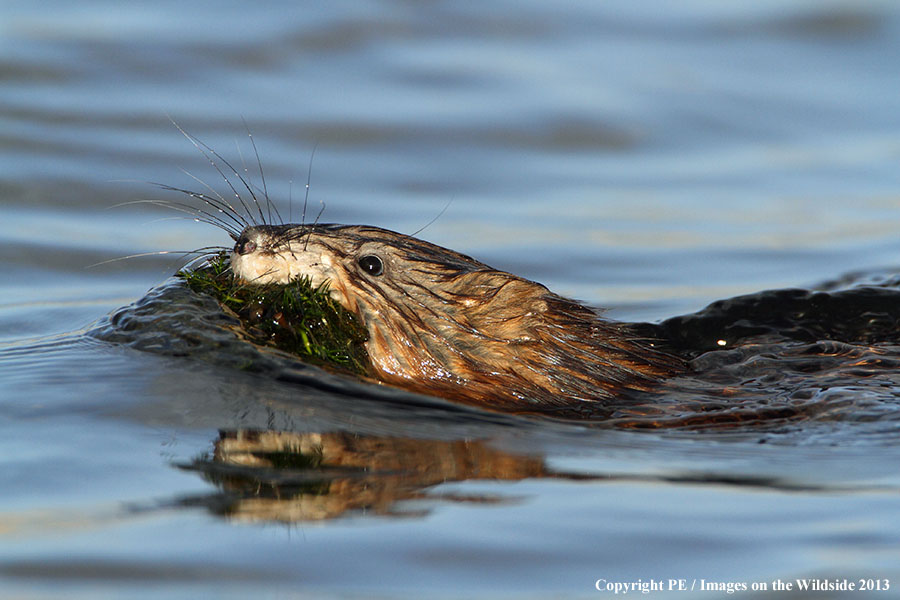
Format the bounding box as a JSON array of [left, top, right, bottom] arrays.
[[235, 238, 257, 255], [357, 254, 384, 276]]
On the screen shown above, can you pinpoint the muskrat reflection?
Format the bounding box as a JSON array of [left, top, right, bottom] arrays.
[[180, 429, 862, 524], [183, 430, 553, 523]]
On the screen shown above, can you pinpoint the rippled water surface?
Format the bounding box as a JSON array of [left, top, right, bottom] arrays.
[[3, 1, 900, 598]]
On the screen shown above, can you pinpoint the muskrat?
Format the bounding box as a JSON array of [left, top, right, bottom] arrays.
[[154, 129, 680, 412], [229, 223, 684, 411]]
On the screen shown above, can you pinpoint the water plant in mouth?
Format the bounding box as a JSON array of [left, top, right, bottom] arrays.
[[178, 252, 370, 376]]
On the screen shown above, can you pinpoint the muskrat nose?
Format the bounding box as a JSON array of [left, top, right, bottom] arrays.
[[235, 237, 257, 255]]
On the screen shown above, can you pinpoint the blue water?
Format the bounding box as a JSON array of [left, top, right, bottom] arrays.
[[3, 1, 900, 597]]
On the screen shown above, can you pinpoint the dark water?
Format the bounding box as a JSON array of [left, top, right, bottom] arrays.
[[4, 1, 900, 598]]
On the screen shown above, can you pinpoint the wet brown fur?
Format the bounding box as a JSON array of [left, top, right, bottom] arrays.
[[231, 224, 684, 412]]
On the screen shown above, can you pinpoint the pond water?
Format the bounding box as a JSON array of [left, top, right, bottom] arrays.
[[3, 1, 900, 598]]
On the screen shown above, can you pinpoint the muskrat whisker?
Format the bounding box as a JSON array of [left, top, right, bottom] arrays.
[[409, 198, 454, 238], [181, 248, 231, 271], [87, 247, 228, 270], [170, 120, 266, 227], [127, 196, 243, 240], [150, 185, 248, 237], [134, 215, 235, 231], [312, 199, 326, 227], [301, 142, 319, 252], [303, 197, 327, 252], [287, 179, 294, 224], [301, 142, 319, 227], [176, 166, 229, 206], [187, 245, 230, 254], [233, 137, 272, 225], [112, 197, 239, 235], [241, 118, 284, 227], [175, 168, 250, 230]]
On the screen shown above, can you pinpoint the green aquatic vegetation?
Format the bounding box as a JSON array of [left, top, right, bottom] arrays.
[[178, 253, 369, 375]]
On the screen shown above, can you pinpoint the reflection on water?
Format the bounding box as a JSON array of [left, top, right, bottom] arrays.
[[182, 430, 548, 522], [180, 427, 895, 525]]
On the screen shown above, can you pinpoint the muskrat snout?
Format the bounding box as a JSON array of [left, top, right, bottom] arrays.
[[230, 224, 335, 288], [234, 236, 257, 255]]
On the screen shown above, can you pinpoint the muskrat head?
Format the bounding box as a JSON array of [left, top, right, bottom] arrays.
[[231, 223, 682, 411], [230, 223, 491, 310]]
